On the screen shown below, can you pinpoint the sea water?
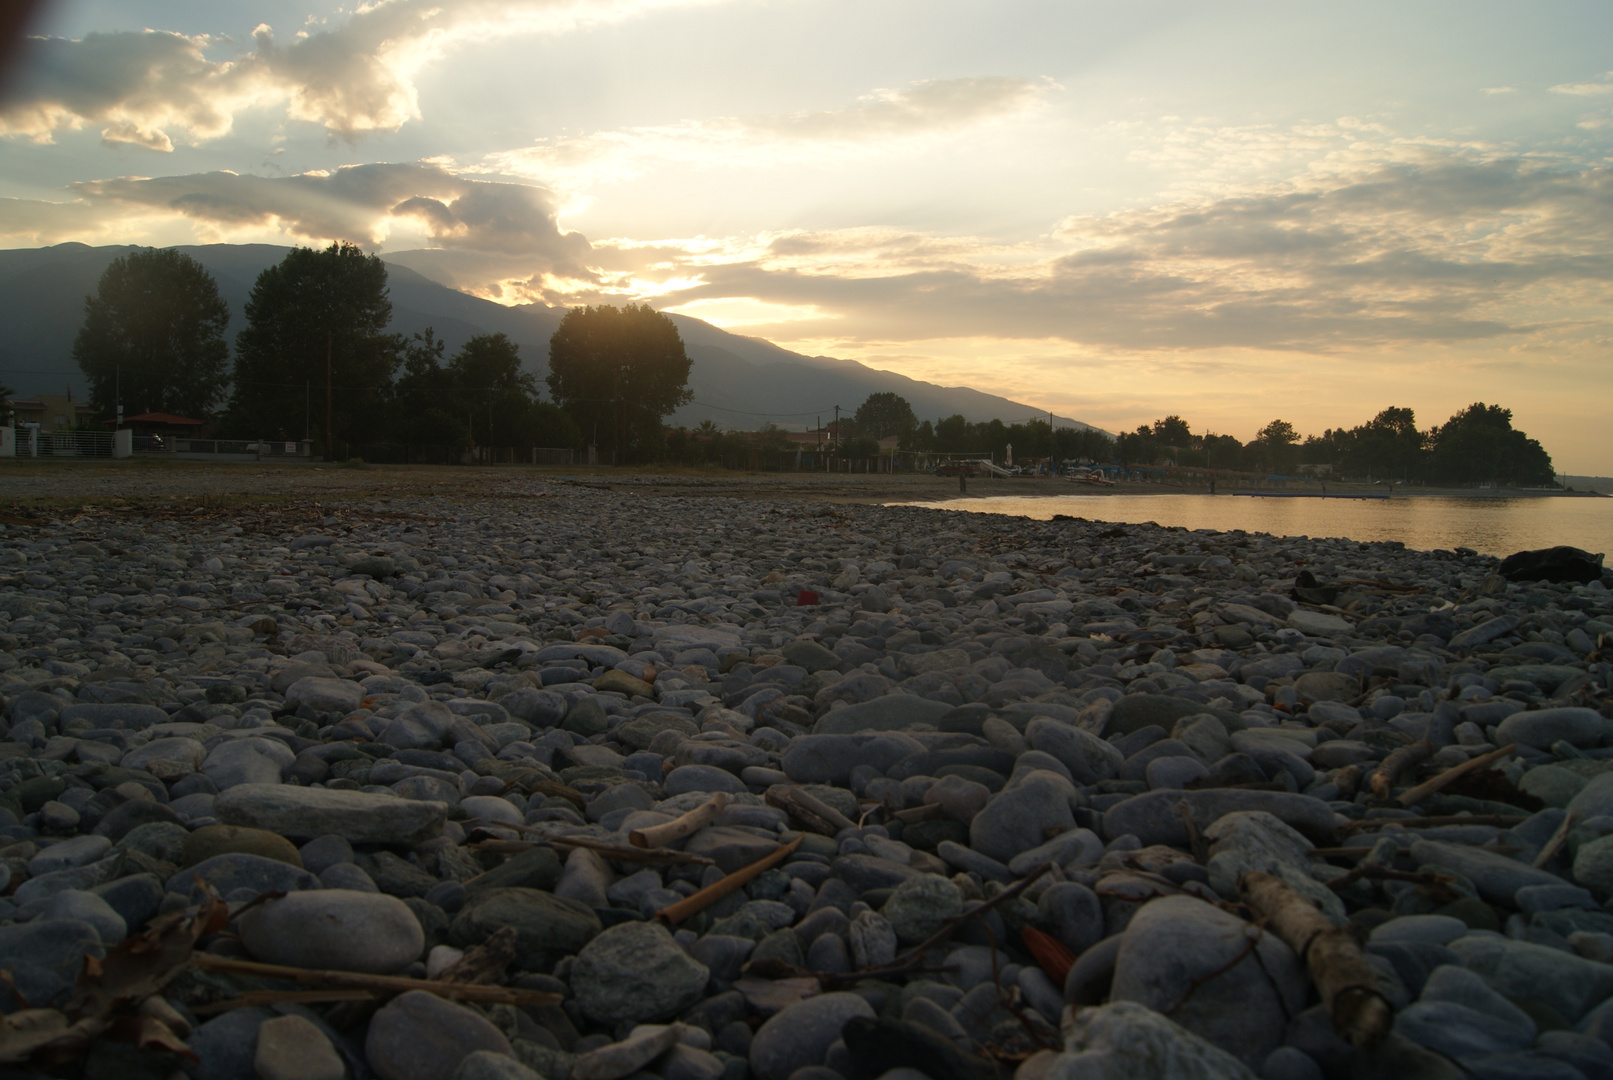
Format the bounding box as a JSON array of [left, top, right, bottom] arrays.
[[899, 493, 1613, 559]]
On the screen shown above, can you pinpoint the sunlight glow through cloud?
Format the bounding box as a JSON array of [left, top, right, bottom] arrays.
[[3, 1, 1613, 469]]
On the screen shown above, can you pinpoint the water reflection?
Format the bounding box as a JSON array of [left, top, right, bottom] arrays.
[[895, 493, 1613, 558]]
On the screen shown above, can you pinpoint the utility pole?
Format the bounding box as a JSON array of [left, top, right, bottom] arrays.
[[833, 404, 840, 470], [324, 332, 333, 461]]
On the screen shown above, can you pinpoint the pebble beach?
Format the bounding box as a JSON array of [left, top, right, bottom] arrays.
[[2, 466, 1612, 1080]]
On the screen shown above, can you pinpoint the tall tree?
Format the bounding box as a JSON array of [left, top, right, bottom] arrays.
[[448, 333, 538, 448], [934, 414, 970, 453], [1151, 415, 1193, 448], [1349, 406, 1425, 481], [73, 248, 230, 419], [853, 392, 917, 440], [1252, 419, 1300, 473], [227, 243, 398, 447], [392, 328, 470, 448], [1428, 403, 1554, 486], [546, 303, 691, 463]]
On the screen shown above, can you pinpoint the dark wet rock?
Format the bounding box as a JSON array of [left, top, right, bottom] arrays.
[[1111, 895, 1307, 1066], [240, 889, 425, 973], [366, 990, 513, 1080], [1499, 546, 1605, 585], [749, 992, 876, 1080], [0, 920, 106, 1011], [214, 784, 446, 844]]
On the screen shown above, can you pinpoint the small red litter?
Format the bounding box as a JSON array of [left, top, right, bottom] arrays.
[[796, 589, 819, 606]]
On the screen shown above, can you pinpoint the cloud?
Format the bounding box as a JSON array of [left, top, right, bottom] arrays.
[[621, 148, 1613, 354], [0, 163, 593, 276], [1481, 86, 1516, 95], [0, 0, 716, 147], [9, 143, 1612, 369], [483, 76, 1051, 186], [1551, 74, 1613, 96]]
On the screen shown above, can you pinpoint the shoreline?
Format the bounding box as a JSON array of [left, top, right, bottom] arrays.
[[0, 460, 1602, 509], [0, 464, 1604, 562]]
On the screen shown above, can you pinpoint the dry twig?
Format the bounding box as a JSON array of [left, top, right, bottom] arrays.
[[1241, 870, 1391, 1050], [655, 835, 803, 926], [629, 793, 726, 849], [469, 822, 715, 866], [765, 784, 857, 835], [1395, 743, 1516, 807], [1340, 812, 1527, 834], [1370, 739, 1432, 800], [188, 955, 561, 1008]]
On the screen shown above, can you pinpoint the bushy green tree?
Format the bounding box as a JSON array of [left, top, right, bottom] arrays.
[[392, 329, 470, 447], [547, 304, 691, 463], [1202, 433, 1246, 470], [394, 330, 578, 454], [1344, 406, 1425, 480], [1152, 415, 1192, 448], [853, 392, 917, 440], [447, 333, 539, 447], [74, 248, 230, 419], [934, 414, 970, 452], [1428, 403, 1553, 486], [228, 243, 398, 446], [901, 418, 937, 452], [1252, 419, 1300, 474]]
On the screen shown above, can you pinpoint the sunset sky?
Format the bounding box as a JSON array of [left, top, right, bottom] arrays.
[[3, 1, 1612, 470]]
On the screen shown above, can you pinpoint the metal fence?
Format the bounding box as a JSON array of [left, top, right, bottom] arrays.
[[135, 438, 315, 461], [35, 431, 114, 457]]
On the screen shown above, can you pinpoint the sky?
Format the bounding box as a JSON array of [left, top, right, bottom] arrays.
[[2, 0, 1612, 471]]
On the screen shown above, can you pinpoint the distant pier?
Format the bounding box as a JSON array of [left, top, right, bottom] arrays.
[[1232, 492, 1390, 500]]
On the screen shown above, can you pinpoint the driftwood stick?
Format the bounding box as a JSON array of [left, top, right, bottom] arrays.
[[470, 821, 716, 866], [824, 862, 1056, 988], [892, 803, 946, 825], [1178, 801, 1208, 864], [1340, 812, 1528, 834], [1325, 865, 1461, 899], [656, 835, 803, 926], [191, 990, 375, 1014], [630, 793, 727, 849], [1534, 811, 1578, 870], [188, 954, 562, 1007], [765, 785, 857, 835], [1242, 870, 1392, 1050], [1395, 743, 1517, 807], [1370, 739, 1432, 800]]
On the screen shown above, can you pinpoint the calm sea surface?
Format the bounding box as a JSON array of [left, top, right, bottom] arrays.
[[896, 493, 1613, 558]]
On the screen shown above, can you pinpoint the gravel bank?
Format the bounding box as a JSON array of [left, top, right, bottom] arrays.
[[1, 472, 1611, 1080]]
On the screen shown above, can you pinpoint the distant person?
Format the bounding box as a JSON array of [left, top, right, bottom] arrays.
[[1209, 479, 1215, 495]]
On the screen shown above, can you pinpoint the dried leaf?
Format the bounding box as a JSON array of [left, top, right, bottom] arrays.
[[0, 1009, 98, 1064], [102, 1015, 197, 1061], [68, 898, 228, 1020], [1020, 927, 1076, 984], [438, 926, 517, 985]]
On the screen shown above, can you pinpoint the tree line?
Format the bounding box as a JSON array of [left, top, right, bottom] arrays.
[[69, 245, 1557, 485], [71, 245, 691, 460], [1112, 407, 1554, 485]]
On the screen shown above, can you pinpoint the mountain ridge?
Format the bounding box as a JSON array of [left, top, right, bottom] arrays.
[[0, 242, 1102, 433]]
